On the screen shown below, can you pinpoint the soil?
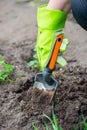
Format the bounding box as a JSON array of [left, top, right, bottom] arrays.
[[0, 0, 87, 130]]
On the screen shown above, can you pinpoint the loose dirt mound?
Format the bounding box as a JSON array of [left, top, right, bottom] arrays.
[[13, 66, 87, 130], [21, 88, 52, 119]]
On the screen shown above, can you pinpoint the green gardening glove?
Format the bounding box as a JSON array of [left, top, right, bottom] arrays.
[[36, 5, 68, 71]]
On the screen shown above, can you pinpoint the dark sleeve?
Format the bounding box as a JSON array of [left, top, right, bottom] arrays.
[[71, 0, 87, 30]]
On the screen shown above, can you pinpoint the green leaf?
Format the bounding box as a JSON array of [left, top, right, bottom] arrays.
[[28, 60, 36, 66], [44, 114, 53, 123], [56, 56, 67, 67], [60, 38, 70, 53], [52, 109, 58, 130], [34, 47, 36, 52], [82, 120, 87, 130], [59, 126, 63, 130], [33, 54, 37, 59], [44, 121, 49, 130], [0, 55, 3, 61], [32, 123, 39, 130], [44, 114, 57, 130], [0, 55, 14, 82], [52, 102, 59, 130], [43, 103, 63, 130], [27, 60, 39, 69]]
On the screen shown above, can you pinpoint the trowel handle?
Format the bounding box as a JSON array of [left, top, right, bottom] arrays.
[[47, 34, 63, 71]]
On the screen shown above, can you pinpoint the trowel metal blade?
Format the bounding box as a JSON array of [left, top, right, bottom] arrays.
[[34, 73, 58, 90], [33, 72, 59, 102]]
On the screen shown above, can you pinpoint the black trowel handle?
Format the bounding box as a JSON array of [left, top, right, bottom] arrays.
[[46, 34, 63, 72]]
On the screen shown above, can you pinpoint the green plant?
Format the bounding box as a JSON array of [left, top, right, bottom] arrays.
[[32, 123, 39, 130], [81, 115, 87, 130], [32, 102, 62, 130], [44, 121, 50, 130], [44, 102, 62, 130], [73, 115, 87, 130], [27, 60, 39, 69], [0, 55, 14, 82], [82, 120, 87, 130], [27, 48, 40, 69]]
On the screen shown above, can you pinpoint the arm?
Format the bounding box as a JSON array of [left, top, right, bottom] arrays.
[[47, 0, 71, 13], [36, 0, 71, 70]]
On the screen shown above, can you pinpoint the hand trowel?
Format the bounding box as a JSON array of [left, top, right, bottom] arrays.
[[34, 33, 63, 102]]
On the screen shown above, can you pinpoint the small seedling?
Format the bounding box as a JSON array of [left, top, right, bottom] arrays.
[[81, 115, 87, 130], [0, 55, 14, 82], [44, 121, 50, 130], [81, 120, 87, 130], [27, 60, 39, 69], [32, 123, 39, 130], [44, 102, 62, 130], [32, 102, 62, 130], [27, 47, 40, 69]]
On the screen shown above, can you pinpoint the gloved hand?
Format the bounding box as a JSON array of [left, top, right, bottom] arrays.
[[36, 5, 69, 71]]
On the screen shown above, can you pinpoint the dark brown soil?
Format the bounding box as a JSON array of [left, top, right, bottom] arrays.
[[0, 38, 87, 130], [13, 66, 87, 130], [0, 35, 87, 130], [0, 36, 87, 130]]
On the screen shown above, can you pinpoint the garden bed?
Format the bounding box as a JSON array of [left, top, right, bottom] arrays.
[[0, 1, 87, 130], [0, 39, 87, 130]]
